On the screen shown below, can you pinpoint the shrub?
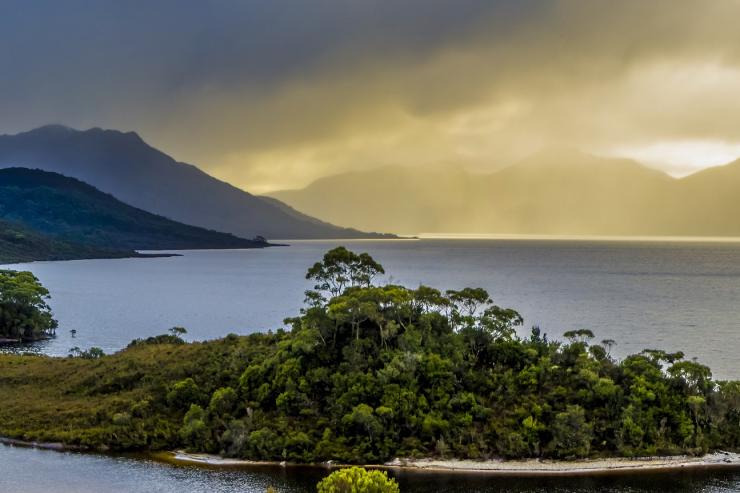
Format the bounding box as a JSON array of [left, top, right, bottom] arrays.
[[316, 467, 399, 493]]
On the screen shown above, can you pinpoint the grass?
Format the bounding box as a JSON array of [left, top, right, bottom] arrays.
[[0, 334, 276, 449]]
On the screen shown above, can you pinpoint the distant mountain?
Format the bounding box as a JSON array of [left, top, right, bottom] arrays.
[[269, 164, 478, 234], [0, 218, 139, 264], [0, 125, 390, 240], [0, 168, 271, 254], [269, 149, 740, 236], [671, 158, 740, 236]]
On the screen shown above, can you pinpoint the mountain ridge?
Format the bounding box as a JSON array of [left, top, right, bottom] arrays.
[[268, 150, 740, 236], [0, 126, 393, 240]]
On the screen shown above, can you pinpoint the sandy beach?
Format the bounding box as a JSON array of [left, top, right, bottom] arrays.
[[165, 450, 740, 476]]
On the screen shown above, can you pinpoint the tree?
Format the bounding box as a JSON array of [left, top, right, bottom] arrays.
[[0, 270, 57, 341], [169, 326, 188, 338], [180, 404, 209, 448], [167, 378, 204, 409], [306, 247, 385, 298], [601, 339, 616, 357], [316, 467, 399, 493], [549, 405, 593, 458], [563, 329, 595, 344], [68, 346, 105, 359], [209, 386, 238, 417]]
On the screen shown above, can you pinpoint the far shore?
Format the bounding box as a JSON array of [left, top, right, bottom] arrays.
[[163, 450, 740, 477]]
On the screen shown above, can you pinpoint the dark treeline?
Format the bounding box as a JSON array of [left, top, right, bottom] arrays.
[[1, 247, 740, 463]]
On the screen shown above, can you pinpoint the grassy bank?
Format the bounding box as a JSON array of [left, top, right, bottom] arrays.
[[0, 333, 277, 449]]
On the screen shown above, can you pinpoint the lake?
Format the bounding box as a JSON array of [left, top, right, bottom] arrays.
[[2, 238, 740, 379], [2, 445, 740, 493], [3, 238, 740, 492]]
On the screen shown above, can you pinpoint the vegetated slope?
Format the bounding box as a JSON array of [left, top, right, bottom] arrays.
[[0, 125, 391, 239], [0, 167, 269, 251], [1, 247, 739, 463], [0, 219, 137, 264], [269, 149, 739, 236]]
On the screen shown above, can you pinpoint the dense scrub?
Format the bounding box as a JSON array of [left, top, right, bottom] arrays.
[[0, 333, 277, 448], [0, 219, 135, 263], [1, 247, 740, 463]]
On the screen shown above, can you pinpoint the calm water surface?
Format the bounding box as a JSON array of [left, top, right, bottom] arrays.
[[2, 445, 740, 493]]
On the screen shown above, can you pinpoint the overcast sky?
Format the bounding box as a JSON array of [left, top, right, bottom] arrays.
[[3, 0, 740, 192]]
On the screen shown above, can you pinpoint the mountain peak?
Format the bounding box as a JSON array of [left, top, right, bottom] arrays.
[[85, 126, 146, 145], [0, 125, 387, 239], [516, 147, 607, 169], [22, 123, 76, 136], [8, 125, 146, 147], [507, 147, 664, 178]]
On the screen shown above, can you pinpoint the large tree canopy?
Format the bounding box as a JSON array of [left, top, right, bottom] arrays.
[[0, 270, 57, 341]]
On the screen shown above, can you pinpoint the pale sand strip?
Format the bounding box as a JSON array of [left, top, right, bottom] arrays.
[[167, 451, 740, 476]]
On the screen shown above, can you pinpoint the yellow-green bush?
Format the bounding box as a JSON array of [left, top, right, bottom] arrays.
[[316, 467, 399, 493]]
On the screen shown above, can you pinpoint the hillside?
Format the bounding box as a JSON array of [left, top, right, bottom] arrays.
[[0, 125, 391, 240], [270, 164, 477, 234], [0, 219, 139, 264], [671, 159, 740, 236], [269, 150, 676, 235], [0, 168, 271, 252], [268, 150, 740, 236]]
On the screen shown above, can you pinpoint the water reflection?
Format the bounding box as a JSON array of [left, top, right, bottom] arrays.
[[2, 445, 740, 493]]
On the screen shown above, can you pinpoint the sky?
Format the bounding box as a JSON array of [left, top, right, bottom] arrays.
[[3, 0, 740, 193]]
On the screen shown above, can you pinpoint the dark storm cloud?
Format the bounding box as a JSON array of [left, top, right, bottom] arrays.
[[0, 0, 531, 162], [0, 0, 524, 101], [3, 1, 740, 190]]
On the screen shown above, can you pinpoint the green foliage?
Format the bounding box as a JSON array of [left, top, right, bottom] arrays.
[[167, 378, 204, 409], [69, 347, 105, 359], [0, 219, 132, 263], [316, 467, 399, 493], [1, 247, 740, 464], [180, 404, 209, 447], [169, 326, 188, 338], [0, 269, 57, 341], [209, 387, 237, 414], [548, 405, 592, 458], [306, 246, 385, 299]]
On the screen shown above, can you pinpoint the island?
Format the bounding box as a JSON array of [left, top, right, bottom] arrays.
[[1, 247, 739, 477]]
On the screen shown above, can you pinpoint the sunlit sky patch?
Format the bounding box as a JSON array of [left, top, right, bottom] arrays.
[[604, 141, 740, 177]]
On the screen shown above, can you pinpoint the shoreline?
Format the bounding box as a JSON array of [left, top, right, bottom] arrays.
[[0, 436, 85, 452], [163, 450, 740, 477], [4, 438, 740, 477]]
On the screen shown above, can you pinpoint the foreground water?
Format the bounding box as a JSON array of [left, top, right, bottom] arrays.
[[2, 445, 740, 493], [2, 238, 740, 379]]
